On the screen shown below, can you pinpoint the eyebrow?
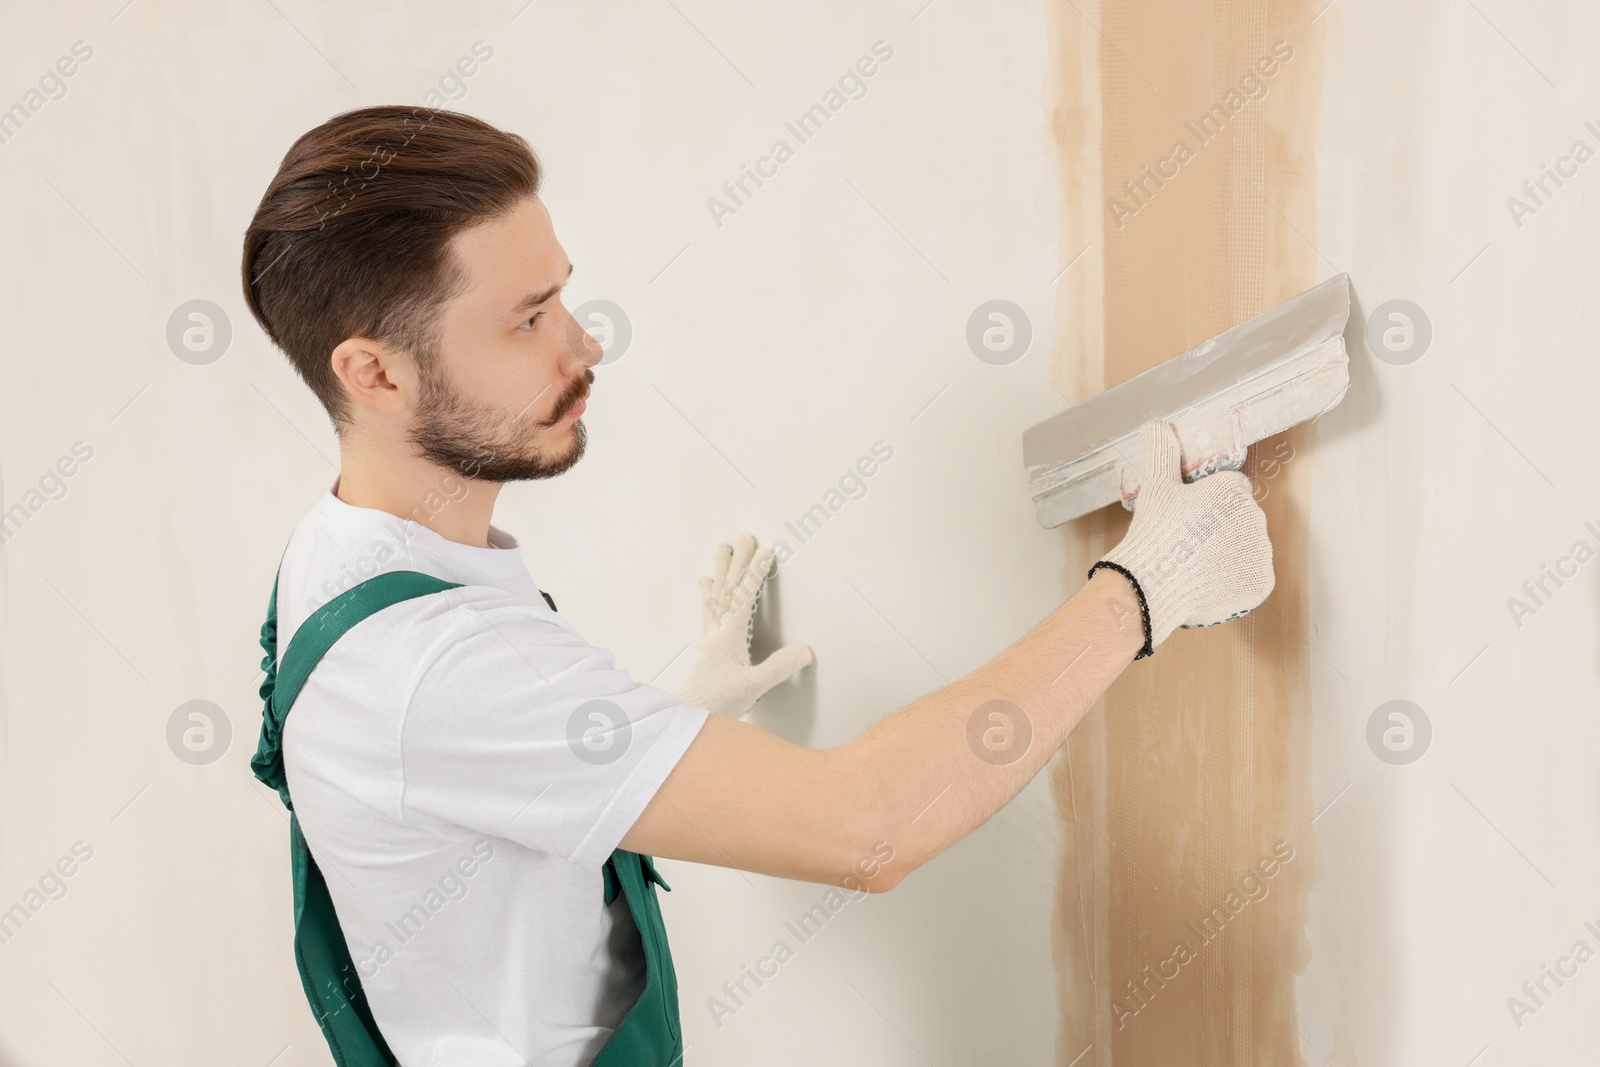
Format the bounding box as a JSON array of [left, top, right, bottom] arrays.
[[510, 262, 575, 317]]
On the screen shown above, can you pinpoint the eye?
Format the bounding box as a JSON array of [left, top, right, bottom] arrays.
[[518, 312, 544, 332]]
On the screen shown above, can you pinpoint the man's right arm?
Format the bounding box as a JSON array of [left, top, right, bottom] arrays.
[[621, 420, 1276, 891], [619, 566, 1145, 891]]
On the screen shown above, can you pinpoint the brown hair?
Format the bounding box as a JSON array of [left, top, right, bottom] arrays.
[[241, 105, 542, 431]]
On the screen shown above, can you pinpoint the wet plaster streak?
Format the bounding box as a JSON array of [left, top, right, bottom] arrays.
[[1046, 1, 1325, 1064]]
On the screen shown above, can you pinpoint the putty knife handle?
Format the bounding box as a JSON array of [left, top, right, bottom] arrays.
[[1115, 409, 1251, 511]]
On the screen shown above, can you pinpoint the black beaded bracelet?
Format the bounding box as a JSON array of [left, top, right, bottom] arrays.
[[1086, 560, 1154, 660]]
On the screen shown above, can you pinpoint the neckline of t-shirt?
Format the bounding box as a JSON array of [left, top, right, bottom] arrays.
[[319, 478, 527, 581]]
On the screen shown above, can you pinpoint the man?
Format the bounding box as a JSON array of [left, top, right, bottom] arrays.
[[241, 106, 1273, 1066]]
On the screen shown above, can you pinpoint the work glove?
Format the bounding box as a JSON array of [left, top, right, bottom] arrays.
[[1089, 420, 1274, 659], [672, 533, 814, 718]]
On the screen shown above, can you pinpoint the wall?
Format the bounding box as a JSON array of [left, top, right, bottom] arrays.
[[1302, 0, 1600, 1062], [0, 1, 1069, 1064], [1049, 0, 1600, 1064]]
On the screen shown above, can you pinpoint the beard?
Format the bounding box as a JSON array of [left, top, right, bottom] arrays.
[[406, 359, 594, 484]]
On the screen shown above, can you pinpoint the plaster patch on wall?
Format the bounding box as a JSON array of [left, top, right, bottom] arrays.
[[1047, 0, 1326, 1063]]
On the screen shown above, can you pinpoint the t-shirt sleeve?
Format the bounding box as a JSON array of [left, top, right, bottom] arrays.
[[399, 597, 710, 868]]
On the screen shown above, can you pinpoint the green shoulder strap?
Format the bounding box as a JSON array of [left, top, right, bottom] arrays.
[[251, 569, 462, 1067]]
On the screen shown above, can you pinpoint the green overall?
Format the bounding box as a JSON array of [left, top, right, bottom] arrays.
[[250, 568, 686, 1066]]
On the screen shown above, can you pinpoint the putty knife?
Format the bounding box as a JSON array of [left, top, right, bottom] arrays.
[[1022, 273, 1352, 528]]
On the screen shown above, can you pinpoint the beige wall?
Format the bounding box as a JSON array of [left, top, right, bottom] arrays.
[[0, 2, 1066, 1063], [1047, 0, 1600, 1064]]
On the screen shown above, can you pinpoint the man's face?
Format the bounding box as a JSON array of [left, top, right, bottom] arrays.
[[407, 195, 600, 483]]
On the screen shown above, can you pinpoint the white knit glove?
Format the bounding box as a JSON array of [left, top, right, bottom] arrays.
[[1090, 420, 1275, 658], [672, 533, 814, 718]]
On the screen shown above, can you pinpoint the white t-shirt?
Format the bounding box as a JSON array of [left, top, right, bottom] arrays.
[[272, 479, 709, 1067]]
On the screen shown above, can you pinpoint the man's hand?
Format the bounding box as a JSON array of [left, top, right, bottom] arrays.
[[672, 533, 813, 718], [1092, 419, 1275, 657]]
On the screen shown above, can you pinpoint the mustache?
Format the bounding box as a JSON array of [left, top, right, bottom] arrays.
[[537, 369, 594, 425]]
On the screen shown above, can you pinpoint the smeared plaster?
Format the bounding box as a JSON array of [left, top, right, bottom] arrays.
[[1047, 0, 1326, 1062]]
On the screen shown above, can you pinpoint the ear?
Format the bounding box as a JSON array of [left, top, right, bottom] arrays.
[[331, 336, 415, 420]]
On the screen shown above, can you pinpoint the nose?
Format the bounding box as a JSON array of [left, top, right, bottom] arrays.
[[564, 310, 605, 368]]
